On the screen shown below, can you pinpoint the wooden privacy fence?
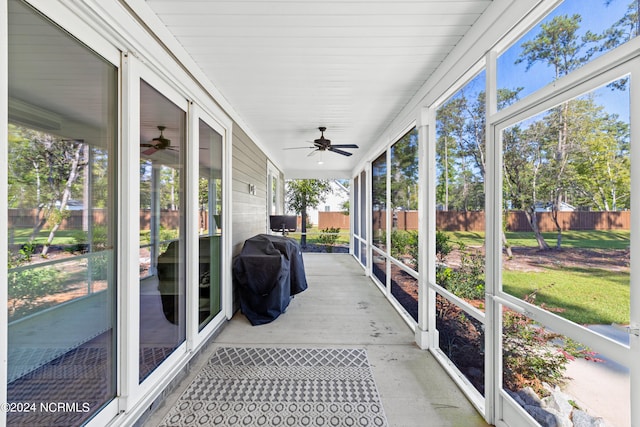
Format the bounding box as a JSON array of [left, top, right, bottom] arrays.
[[317, 212, 351, 229], [8, 208, 109, 230], [8, 208, 182, 231], [333, 210, 631, 232], [10, 208, 630, 233]]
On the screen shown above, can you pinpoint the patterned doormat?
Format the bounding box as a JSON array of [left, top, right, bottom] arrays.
[[160, 347, 388, 426]]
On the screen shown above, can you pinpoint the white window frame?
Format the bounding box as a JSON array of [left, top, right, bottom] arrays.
[[488, 38, 640, 427], [267, 160, 281, 219]]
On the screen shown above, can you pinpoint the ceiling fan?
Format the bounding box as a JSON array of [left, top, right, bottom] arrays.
[[141, 125, 176, 155], [286, 127, 359, 157]]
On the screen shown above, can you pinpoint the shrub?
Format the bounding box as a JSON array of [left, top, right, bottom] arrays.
[[390, 229, 411, 259], [436, 265, 453, 288], [502, 309, 570, 394], [448, 251, 485, 300], [406, 230, 419, 270], [388, 229, 419, 269], [317, 227, 340, 252], [7, 260, 63, 318], [436, 230, 453, 261], [502, 291, 602, 395]]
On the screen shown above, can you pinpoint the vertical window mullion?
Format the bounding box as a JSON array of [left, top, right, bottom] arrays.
[[484, 49, 499, 426], [385, 148, 392, 294], [119, 51, 142, 407], [629, 57, 640, 427]]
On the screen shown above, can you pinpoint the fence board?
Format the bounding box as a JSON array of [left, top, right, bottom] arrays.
[[316, 210, 631, 232]]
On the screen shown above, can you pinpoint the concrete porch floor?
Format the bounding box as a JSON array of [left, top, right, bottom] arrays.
[[143, 253, 490, 427]]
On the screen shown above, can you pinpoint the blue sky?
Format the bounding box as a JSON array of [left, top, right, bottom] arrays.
[[497, 0, 633, 121]]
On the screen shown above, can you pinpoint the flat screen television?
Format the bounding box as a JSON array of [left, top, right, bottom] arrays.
[[269, 215, 297, 234]]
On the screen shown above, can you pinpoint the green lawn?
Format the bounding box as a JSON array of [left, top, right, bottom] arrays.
[[288, 229, 351, 245], [448, 230, 630, 250], [445, 230, 630, 325], [502, 267, 630, 325], [10, 228, 80, 246]]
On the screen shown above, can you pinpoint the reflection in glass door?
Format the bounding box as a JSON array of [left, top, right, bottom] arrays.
[[197, 119, 223, 330], [6, 0, 117, 423], [139, 80, 186, 381]]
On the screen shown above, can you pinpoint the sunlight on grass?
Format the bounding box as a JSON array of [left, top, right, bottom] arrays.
[[502, 268, 630, 325], [10, 228, 79, 246], [288, 229, 350, 245], [505, 230, 630, 249], [446, 230, 630, 250]]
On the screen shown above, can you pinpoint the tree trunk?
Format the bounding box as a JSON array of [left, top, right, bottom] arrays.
[[29, 208, 48, 242], [502, 231, 513, 258], [41, 144, 83, 256], [551, 205, 563, 249], [524, 208, 550, 250], [300, 199, 307, 247]]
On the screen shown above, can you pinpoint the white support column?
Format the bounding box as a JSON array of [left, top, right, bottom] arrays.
[[118, 50, 142, 411], [223, 124, 233, 320], [365, 162, 373, 278], [484, 49, 499, 426], [185, 101, 199, 350], [385, 148, 391, 295], [417, 107, 438, 349], [629, 56, 640, 427], [349, 176, 355, 257]]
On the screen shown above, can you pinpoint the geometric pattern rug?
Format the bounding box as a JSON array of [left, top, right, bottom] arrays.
[[159, 347, 388, 426]]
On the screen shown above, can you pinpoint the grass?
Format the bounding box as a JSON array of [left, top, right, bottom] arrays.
[[502, 267, 630, 325], [447, 230, 630, 250], [444, 230, 631, 325], [10, 228, 80, 246], [288, 228, 351, 245]]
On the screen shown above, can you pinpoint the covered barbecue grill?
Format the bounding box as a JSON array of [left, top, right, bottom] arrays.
[[232, 234, 308, 325]]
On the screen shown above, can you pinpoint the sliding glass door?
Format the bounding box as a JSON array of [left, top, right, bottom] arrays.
[[7, 0, 118, 423], [138, 80, 186, 381], [197, 119, 223, 330]]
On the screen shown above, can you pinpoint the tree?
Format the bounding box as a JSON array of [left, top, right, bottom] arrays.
[[600, 0, 639, 51], [437, 86, 520, 255], [514, 14, 600, 249], [503, 120, 551, 250], [285, 179, 332, 247], [391, 128, 419, 212], [8, 126, 88, 256], [436, 98, 465, 211], [593, 0, 639, 90], [569, 98, 631, 211]]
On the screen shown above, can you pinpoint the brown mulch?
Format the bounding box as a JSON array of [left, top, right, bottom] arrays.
[[442, 246, 629, 272], [386, 245, 629, 394]]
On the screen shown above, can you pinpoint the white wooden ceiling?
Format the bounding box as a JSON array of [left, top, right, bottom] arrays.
[[143, 0, 494, 178]]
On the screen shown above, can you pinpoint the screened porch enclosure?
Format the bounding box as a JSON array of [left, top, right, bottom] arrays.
[[2, 0, 640, 426]]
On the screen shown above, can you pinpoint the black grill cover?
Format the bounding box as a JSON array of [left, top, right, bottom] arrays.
[[233, 234, 307, 325]]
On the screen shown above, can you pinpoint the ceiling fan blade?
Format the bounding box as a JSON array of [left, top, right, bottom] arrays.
[[330, 144, 359, 149], [328, 147, 353, 156], [284, 146, 314, 150], [140, 143, 155, 148], [142, 147, 158, 155], [307, 149, 319, 157]]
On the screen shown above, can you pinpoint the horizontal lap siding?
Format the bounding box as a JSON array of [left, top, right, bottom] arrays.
[[232, 125, 268, 256]]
